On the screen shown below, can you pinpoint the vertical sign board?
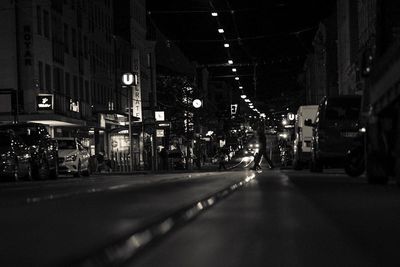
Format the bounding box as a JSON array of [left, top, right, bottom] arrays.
[[132, 49, 142, 122], [132, 82, 142, 122]]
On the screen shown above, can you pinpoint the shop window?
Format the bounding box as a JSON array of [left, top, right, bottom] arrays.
[[65, 72, 70, 97], [38, 61, 43, 90], [43, 10, 49, 38], [73, 75, 78, 99], [45, 64, 51, 92], [72, 28, 77, 57], [64, 24, 69, 54], [37, 6, 42, 35]]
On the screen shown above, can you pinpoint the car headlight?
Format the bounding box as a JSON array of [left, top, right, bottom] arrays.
[[65, 154, 77, 162]]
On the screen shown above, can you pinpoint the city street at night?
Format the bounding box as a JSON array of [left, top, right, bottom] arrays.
[[1, 0, 400, 266], [2, 166, 400, 266]]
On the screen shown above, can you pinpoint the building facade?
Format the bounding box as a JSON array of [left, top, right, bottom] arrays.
[[0, 0, 158, 170], [304, 11, 338, 105]]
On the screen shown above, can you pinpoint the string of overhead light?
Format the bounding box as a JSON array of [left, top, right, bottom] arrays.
[[148, 3, 280, 117], [147, 8, 257, 15], [209, 1, 261, 117], [150, 26, 317, 43]]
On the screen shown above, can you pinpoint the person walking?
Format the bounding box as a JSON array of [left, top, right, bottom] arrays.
[[215, 148, 227, 171], [251, 126, 274, 170]]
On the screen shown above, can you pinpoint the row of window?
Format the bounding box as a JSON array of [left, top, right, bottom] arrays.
[[37, 4, 113, 68], [37, 60, 111, 105]]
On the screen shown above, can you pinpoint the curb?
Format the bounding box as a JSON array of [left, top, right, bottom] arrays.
[[92, 163, 241, 176], [73, 172, 256, 267]]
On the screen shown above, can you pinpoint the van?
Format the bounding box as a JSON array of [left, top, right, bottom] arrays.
[[305, 95, 362, 172], [293, 105, 318, 169]]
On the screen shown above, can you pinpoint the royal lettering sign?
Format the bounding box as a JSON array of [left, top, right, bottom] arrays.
[[37, 94, 53, 111], [23, 26, 33, 66]]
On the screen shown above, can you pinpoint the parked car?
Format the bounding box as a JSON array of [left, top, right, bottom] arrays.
[[0, 130, 32, 181], [0, 123, 58, 180], [305, 95, 362, 172], [56, 137, 90, 177]]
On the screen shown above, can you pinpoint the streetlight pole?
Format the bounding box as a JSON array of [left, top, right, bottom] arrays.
[[122, 73, 138, 172], [128, 85, 134, 171]]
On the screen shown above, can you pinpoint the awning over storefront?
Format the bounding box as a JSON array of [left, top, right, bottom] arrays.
[[0, 113, 87, 127], [94, 110, 140, 128]]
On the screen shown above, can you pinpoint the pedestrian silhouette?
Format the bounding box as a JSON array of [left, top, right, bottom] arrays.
[[215, 148, 227, 171], [251, 126, 274, 170]]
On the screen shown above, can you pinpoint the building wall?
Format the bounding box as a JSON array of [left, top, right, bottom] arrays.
[[89, 0, 115, 112], [304, 14, 338, 105], [0, 0, 118, 123], [337, 0, 359, 95], [0, 1, 18, 92]]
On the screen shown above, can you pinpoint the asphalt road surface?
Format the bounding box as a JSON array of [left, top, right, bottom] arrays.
[[1, 167, 400, 267]]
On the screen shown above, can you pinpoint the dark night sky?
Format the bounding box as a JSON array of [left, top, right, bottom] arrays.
[[146, 0, 336, 112]]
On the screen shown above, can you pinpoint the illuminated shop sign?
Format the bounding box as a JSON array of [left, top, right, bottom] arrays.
[[156, 129, 165, 137], [231, 104, 238, 115], [155, 111, 165, 121], [69, 99, 79, 113], [132, 84, 142, 122], [37, 94, 53, 111], [121, 73, 138, 86]]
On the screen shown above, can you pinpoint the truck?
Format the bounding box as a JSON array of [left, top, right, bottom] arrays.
[[293, 105, 318, 170]]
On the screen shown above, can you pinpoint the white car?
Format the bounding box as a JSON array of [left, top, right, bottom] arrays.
[[56, 138, 90, 177]]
